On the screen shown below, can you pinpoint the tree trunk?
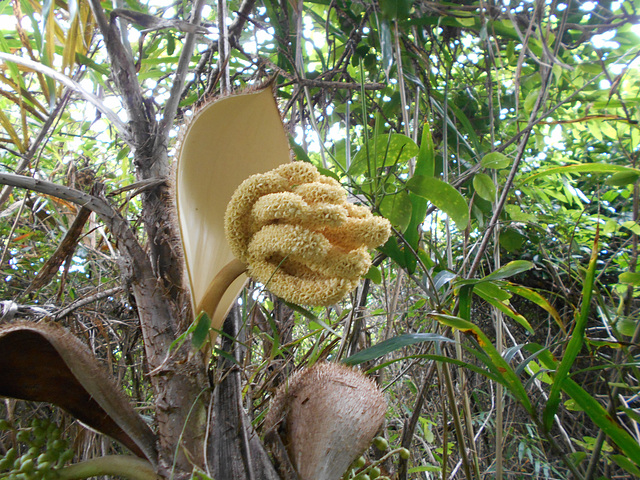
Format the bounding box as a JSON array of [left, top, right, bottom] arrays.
[[209, 305, 281, 480]]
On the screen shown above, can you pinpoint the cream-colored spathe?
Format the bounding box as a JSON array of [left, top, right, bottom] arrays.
[[176, 87, 291, 331]]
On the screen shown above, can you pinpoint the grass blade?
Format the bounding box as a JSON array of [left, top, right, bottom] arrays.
[[543, 229, 599, 430]]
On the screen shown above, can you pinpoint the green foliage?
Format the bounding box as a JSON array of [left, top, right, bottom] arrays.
[[2, 0, 640, 478], [0, 418, 73, 479]]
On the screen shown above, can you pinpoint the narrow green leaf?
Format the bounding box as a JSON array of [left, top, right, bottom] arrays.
[[543, 231, 599, 430], [473, 173, 496, 202], [191, 311, 211, 349], [343, 333, 454, 366], [502, 283, 566, 334], [473, 281, 511, 302], [524, 164, 640, 183], [367, 353, 502, 383], [379, 19, 393, 76], [611, 455, 640, 476], [406, 175, 469, 229], [474, 286, 534, 334], [282, 301, 319, 323], [557, 377, 640, 466], [403, 192, 428, 274], [431, 314, 533, 414], [481, 152, 511, 169], [417, 123, 435, 177], [458, 284, 474, 322], [483, 260, 534, 281], [429, 90, 480, 153]]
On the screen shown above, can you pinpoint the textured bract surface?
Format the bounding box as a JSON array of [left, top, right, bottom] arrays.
[[224, 162, 391, 305], [264, 362, 387, 480]]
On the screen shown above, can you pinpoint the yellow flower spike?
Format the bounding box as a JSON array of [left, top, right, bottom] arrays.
[[224, 161, 391, 306], [176, 86, 291, 334]]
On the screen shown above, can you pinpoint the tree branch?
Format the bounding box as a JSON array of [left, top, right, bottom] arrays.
[[0, 173, 177, 363], [157, 0, 207, 143]]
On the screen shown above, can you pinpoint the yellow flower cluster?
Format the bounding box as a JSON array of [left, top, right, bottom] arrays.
[[224, 162, 391, 306]]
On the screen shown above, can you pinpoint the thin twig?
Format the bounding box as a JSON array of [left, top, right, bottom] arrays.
[[0, 53, 130, 142], [53, 286, 124, 320], [157, 0, 206, 142]]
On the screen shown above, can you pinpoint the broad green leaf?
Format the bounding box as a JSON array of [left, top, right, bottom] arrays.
[[379, 0, 414, 19], [504, 204, 536, 223], [481, 152, 510, 170], [406, 175, 469, 229], [617, 317, 639, 336], [500, 228, 525, 252], [343, 333, 454, 366], [484, 260, 534, 281], [379, 190, 412, 233], [349, 134, 419, 176], [619, 271, 640, 285], [622, 221, 640, 235], [364, 265, 382, 284], [455, 16, 475, 27], [379, 236, 408, 269], [524, 163, 640, 183], [473, 173, 496, 201], [524, 89, 539, 113]]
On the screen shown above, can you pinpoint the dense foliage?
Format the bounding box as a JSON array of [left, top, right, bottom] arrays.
[[1, 0, 639, 478]]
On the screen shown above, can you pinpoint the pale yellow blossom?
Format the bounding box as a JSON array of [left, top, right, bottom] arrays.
[[224, 162, 391, 306]]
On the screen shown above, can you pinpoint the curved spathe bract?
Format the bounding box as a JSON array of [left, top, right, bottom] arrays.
[[0, 322, 158, 465], [265, 362, 387, 480], [176, 86, 290, 331]]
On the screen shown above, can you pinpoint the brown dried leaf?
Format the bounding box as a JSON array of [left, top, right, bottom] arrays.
[[0, 322, 157, 465]]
